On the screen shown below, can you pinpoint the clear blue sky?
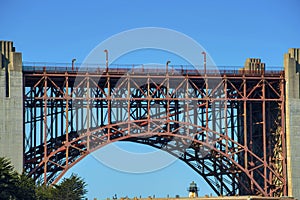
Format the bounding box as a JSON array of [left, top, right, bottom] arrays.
[[1, 0, 300, 199]]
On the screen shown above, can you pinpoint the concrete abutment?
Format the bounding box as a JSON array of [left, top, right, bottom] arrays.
[[0, 41, 23, 173]]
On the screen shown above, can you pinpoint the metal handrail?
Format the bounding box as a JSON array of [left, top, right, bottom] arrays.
[[22, 62, 284, 75]]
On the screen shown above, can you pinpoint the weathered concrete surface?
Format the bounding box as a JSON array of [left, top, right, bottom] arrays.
[[0, 41, 23, 173], [284, 48, 300, 200], [244, 58, 265, 73]]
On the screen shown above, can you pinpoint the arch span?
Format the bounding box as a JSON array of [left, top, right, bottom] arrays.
[[23, 69, 286, 196]]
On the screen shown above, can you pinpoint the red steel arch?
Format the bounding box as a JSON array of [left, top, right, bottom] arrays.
[[23, 64, 286, 196]]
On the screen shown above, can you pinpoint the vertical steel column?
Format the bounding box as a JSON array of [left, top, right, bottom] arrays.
[[55, 89, 58, 139], [205, 64, 209, 142], [280, 75, 287, 196], [249, 102, 254, 191], [105, 49, 110, 138], [224, 76, 228, 154], [243, 75, 248, 170], [43, 73, 48, 184], [100, 89, 104, 126], [193, 80, 198, 133], [166, 61, 170, 134], [185, 78, 189, 136], [128, 75, 131, 135], [262, 76, 267, 193], [75, 88, 79, 136], [86, 74, 90, 151], [65, 74, 69, 167], [33, 88, 37, 165], [147, 76, 150, 134], [107, 74, 111, 141], [70, 82, 74, 132]]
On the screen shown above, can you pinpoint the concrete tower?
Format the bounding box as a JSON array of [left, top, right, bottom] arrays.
[[244, 58, 265, 73], [284, 48, 300, 200], [0, 41, 23, 173]]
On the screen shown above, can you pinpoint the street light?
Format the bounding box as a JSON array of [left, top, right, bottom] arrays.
[[166, 60, 171, 74], [104, 49, 108, 73], [72, 58, 76, 71], [201, 51, 206, 75]]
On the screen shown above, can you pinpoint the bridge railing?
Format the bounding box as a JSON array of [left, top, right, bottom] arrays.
[[22, 62, 284, 76]]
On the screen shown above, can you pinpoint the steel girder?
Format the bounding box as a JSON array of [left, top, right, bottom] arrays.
[[23, 67, 286, 196]]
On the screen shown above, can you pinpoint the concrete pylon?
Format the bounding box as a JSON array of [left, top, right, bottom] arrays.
[[284, 48, 300, 200], [244, 58, 265, 73], [0, 41, 23, 173]]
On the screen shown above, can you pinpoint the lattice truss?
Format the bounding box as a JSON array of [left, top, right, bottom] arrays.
[[23, 68, 286, 196]]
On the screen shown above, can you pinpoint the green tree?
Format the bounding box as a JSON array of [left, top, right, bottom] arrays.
[[36, 184, 54, 200], [15, 173, 37, 200], [0, 157, 88, 200], [53, 174, 87, 200], [0, 157, 19, 200]]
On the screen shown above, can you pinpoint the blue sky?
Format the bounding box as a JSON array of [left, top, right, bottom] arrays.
[[1, 0, 300, 66], [1, 0, 300, 199]]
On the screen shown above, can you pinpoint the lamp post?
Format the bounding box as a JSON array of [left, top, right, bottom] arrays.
[[71, 58, 76, 71], [104, 49, 108, 73], [202, 51, 206, 75], [166, 60, 171, 74]]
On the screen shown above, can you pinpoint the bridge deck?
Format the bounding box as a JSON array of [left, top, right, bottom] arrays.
[[22, 64, 284, 76]]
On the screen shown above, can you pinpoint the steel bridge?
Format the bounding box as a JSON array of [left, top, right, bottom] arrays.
[[22, 63, 286, 196]]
